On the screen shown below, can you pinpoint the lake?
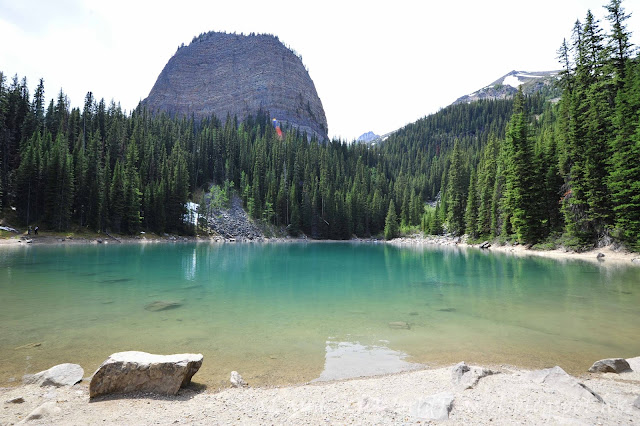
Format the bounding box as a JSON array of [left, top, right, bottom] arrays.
[[1, 242, 639, 388]]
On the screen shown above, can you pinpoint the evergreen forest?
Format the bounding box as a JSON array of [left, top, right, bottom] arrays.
[[0, 0, 638, 250]]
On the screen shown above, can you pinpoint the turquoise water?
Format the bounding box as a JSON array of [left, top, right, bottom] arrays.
[[1, 242, 639, 388]]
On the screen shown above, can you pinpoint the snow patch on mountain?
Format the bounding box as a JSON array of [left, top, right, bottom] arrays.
[[503, 75, 524, 88]]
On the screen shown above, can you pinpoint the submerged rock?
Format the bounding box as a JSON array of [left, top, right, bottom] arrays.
[[23, 363, 84, 387], [14, 342, 42, 350], [588, 358, 631, 373], [230, 371, 247, 388], [388, 321, 410, 330], [409, 391, 454, 421], [89, 351, 203, 398], [527, 366, 603, 402], [144, 301, 183, 311]]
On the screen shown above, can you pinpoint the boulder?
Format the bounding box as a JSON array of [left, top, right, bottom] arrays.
[[451, 361, 496, 390], [230, 371, 247, 388], [89, 351, 203, 398], [21, 401, 61, 422], [527, 366, 603, 403], [22, 363, 84, 387], [588, 358, 631, 374], [409, 392, 454, 421], [479, 241, 491, 249]]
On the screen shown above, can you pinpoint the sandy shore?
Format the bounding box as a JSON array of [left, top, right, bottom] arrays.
[[390, 234, 640, 267], [1, 361, 639, 425]]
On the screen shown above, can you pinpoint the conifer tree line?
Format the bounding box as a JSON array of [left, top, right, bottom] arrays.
[[0, 0, 638, 249], [427, 0, 640, 250]]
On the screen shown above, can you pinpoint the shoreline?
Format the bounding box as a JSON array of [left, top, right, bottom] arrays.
[[1, 360, 638, 424], [390, 234, 640, 266], [2, 231, 639, 267]]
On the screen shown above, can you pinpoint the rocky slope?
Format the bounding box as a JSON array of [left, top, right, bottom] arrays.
[[453, 70, 560, 105], [206, 195, 263, 241], [143, 32, 328, 141]]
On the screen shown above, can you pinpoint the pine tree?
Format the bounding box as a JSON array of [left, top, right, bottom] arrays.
[[446, 140, 467, 235], [464, 168, 478, 237], [384, 199, 398, 240], [502, 87, 542, 243]]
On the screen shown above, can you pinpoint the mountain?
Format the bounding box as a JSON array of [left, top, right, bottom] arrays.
[[453, 70, 560, 105], [356, 131, 379, 143], [143, 32, 328, 141]]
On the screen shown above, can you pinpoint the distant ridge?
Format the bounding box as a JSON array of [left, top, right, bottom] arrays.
[[453, 70, 560, 105], [356, 131, 379, 143]]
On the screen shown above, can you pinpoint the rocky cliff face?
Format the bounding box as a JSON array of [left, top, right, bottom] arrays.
[[143, 32, 328, 141]]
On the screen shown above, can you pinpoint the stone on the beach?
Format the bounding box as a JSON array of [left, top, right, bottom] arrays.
[[144, 301, 183, 312], [388, 321, 410, 330], [451, 362, 470, 382], [527, 366, 603, 403], [597, 252, 605, 259], [588, 358, 631, 373], [22, 363, 84, 387], [23, 401, 61, 421], [451, 361, 495, 390], [6, 397, 25, 404], [409, 391, 454, 421], [479, 241, 491, 249], [89, 351, 203, 398], [633, 395, 640, 410], [230, 371, 247, 387]]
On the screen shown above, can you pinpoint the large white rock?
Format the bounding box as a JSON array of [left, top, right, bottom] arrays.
[[89, 351, 203, 398], [22, 363, 84, 387], [410, 392, 454, 421], [527, 366, 603, 403]]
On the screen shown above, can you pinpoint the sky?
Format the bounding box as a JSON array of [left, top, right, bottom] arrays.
[[0, 0, 637, 141]]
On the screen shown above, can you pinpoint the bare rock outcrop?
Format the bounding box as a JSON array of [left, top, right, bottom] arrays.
[[89, 351, 203, 398], [144, 32, 328, 141], [207, 195, 263, 240]]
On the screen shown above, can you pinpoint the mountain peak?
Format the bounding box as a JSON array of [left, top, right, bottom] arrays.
[[453, 70, 560, 105], [143, 31, 328, 141], [356, 131, 379, 143]]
